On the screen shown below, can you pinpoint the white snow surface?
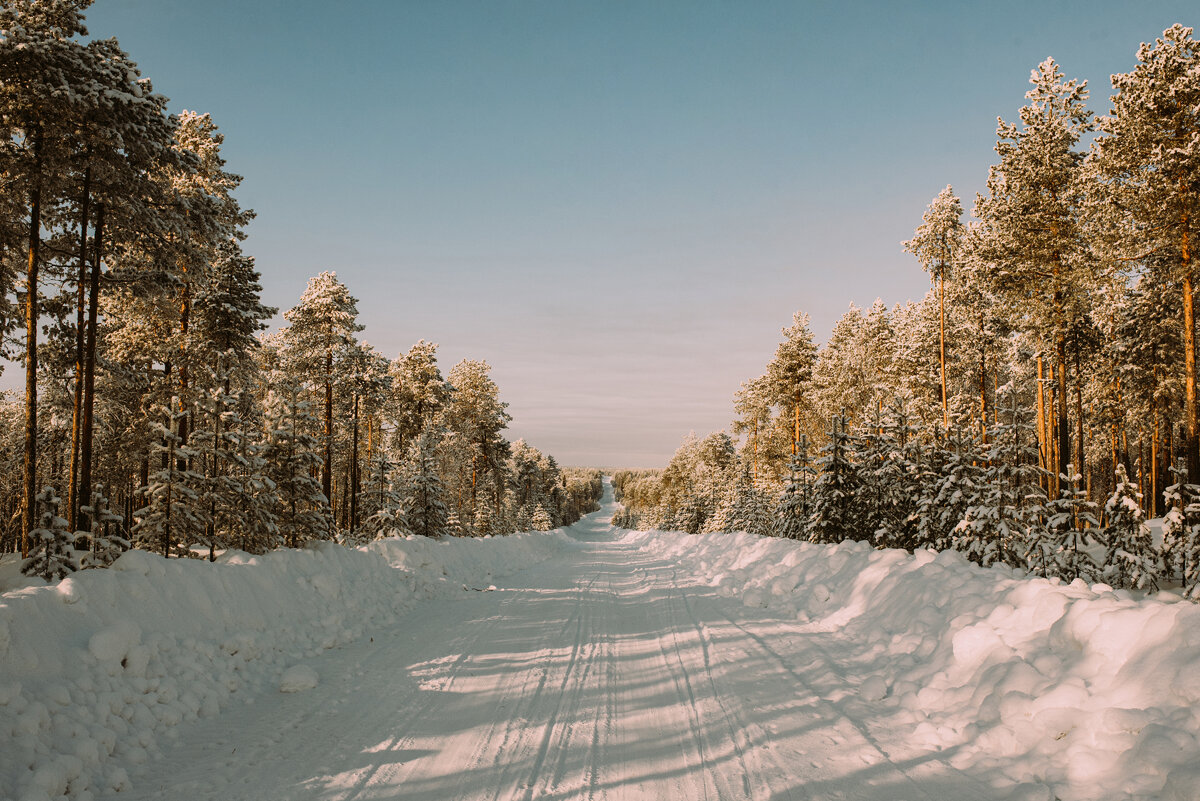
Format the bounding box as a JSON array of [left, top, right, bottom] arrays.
[[0, 530, 577, 801], [3, 483, 1200, 800]]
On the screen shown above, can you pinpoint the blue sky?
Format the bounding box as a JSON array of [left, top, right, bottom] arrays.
[[68, 0, 1198, 467]]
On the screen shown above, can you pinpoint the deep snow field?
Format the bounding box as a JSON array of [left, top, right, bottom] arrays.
[[3, 489, 1200, 800], [0, 531, 582, 800]]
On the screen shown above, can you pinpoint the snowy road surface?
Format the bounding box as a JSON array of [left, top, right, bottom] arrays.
[[100, 492, 1003, 801]]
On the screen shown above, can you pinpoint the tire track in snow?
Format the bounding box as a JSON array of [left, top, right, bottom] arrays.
[[707, 598, 996, 801]]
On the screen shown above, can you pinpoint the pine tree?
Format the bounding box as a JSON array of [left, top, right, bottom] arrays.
[[77, 483, 128, 568], [775, 439, 815, 539], [919, 426, 984, 551], [406, 428, 449, 539], [955, 389, 1047, 569], [1162, 466, 1200, 597], [974, 58, 1096, 482], [21, 486, 77, 580], [766, 312, 818, 461], [1043, 466, 1103, 582], [133, 411, 208, 557], [809, 413, 860, 544], [1102, 464, 1159, 590], [904, 186, 965, 428], [281, 272, 363, 509], [262, 379, 331, 547], [1091, 25, 1200, 479]]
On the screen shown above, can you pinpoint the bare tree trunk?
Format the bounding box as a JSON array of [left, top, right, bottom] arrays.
[[978, 312, 988, 444], [939, 275, 948, 428], [323, 348, 333, 513], [1056, 334, 1070, 484], [1074, 349, 1086, 484], [1047, 363, 1059, 499], [350, 392, 360, 533], [68, 162, 92, 532], [1182, 206, 1198, 482], [79, 203, 104, 536], [1037, 355, 1048, 479], [22, 133, 43, 558]]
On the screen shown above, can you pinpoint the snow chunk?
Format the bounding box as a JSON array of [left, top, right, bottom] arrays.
[[860, 675, 889, 701], [279, 664, 319, 693], [88, 621, 140, 664]]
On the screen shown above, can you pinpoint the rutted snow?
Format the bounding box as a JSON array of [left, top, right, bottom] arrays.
[[279, 664, 319, 693], [5, 490, 1200, 801], [629, 528, 1200, 801]]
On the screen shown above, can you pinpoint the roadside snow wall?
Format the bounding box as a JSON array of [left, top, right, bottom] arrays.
[[0, 530, 575, 801], [628, 529, 1200, 801]]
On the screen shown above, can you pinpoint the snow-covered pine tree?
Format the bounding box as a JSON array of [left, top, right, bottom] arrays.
[[726, 460, 772, 536], [955, 388, 1047, 569], [973, 58, 1095, 482], [280, 272, 364, 509], [775, 438, 815, 539], [358, 452, 408, 540], [21, 486, 77, 580], [1161, 465, 1200, 597], [903, 185, 966, 428], [134, 412, 208, 557], [262, 379, 331, 547], [918, 426, 983, 551], [79, 483, 127, 569], [866, 400, 924, 550], [530, 504, 553, 531], [406, 427, 449, 538], [809, 413, 859, 543], [1043, 465, 1102, 582], [1091, 25, 1200, 479], [1102, 464, 1159, 590]]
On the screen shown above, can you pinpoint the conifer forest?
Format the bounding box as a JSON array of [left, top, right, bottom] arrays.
[[613, 27, 1200, 597], [0, 1, 603, 578], [8, 5, 1200, 801]]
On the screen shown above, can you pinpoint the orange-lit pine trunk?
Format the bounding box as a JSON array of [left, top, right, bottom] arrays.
[[1182, 202, 1198, 482]]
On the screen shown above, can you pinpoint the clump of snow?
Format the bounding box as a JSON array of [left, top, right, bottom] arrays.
[[624, 528, 1200, 801], [0, 529, 575, 801], [279, 664, 318, 693]]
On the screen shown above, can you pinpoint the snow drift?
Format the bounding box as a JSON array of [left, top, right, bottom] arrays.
[[627, 528, 1200, 801], [0, 530, 576, 801]]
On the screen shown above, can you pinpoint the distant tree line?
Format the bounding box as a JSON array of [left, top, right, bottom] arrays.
[[614, 25, 1200, 597], [0, 1, 603, 579]]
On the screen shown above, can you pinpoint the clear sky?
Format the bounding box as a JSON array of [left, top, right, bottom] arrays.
[[63, 1, 1200, 466]]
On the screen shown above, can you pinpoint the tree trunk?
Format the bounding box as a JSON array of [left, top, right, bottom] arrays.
[[793, 400, 801, 456], [350, 392, 360, 534], [68, 162, 92, 532], [177, 280, 191, 457], [1056, 334, 1070, 484], [22, 133, 43, 558], [978, 312, 988, 444], [323, 348, 333, 511], [939, 274, 948, 428], [1182, 205, 1198, 482], [79, 203, 104, 536], [1037, 355, 1049, 489], [1047, 363, 1058, 499], [1074, 349, 1086, 484]]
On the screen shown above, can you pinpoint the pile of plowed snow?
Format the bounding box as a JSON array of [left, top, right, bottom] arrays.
[[0, 531, 575, 801], [627, 529, 1200, 801]]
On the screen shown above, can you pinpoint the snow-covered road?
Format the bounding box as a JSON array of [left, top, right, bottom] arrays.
[[101, 491, 999, 801]]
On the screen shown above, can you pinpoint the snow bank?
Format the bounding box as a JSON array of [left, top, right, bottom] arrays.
[[627, 529, 1200, 801], [0, 530, 574, 801]]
